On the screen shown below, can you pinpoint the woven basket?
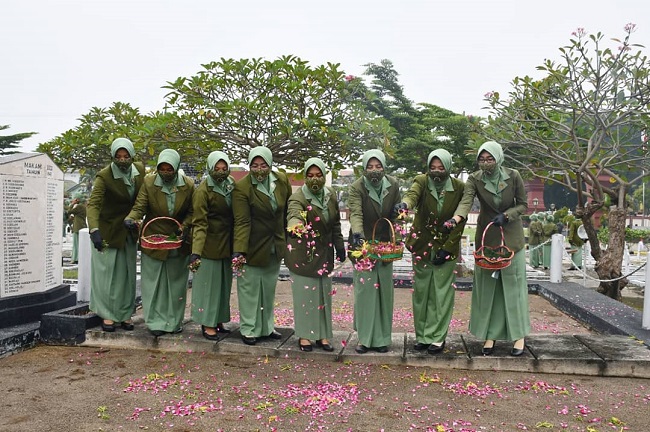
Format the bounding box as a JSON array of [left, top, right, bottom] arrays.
[[140, 216, 183, 250], [366, 218, 404, 262], [473, 221, 514, 270]]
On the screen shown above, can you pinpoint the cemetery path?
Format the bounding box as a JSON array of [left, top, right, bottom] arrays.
[[3, 282, 649, 431]]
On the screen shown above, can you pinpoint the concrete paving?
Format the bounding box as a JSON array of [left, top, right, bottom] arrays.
[[81, 319, 650, 379]]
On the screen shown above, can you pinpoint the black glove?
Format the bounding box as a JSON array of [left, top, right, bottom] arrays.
[[189, 254, 201, 265], [432, 249, 451, 266], [90, 230, 104, 252], [392, 202, 408, 218], [492, 213, 508, 227], [232, 252, 245, 260], [335, 247, 346, 263], [124, 219, 138, 230], [175, 227, 184, 238], [440, 218, 457, 234], [351, 233, 365, 248]]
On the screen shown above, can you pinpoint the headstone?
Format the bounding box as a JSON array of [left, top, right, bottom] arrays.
[[0, 153, 75, 328], [1, 153, 63, 296]]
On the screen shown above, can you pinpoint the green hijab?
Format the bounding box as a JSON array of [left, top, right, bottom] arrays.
[[248, 146, 273, 166], [361, 149, 390, 204], [301, 157, 330, 217], [427, 148, 453, 191], [109, 137, 139, 188], [206, 150, 234, 205], [477, 141, 507, 198], [247, 146, 278, 210]]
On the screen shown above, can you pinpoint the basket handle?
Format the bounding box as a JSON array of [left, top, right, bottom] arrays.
[[141, 216, 183, 238], [371, 217, 396, 244], [481, 221, 506, 248]]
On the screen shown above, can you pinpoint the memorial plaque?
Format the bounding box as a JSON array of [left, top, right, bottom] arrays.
[[1, 153, 63, 298]]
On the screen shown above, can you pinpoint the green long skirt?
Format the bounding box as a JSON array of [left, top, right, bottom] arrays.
[[412, 259, 455, 344], [71, 232, 80, 262], [191, 257, 233, 327], [469, 249, 530, 341], [140, 253, 190, 333], [236, 255, 280, 338], [353, 261, 394, 348], [571, 247, 583, 269], [290, 272, 333, 341], [542, 243, 552, 268], [529, 243, 541, 268], [89, 237, 137, 323]]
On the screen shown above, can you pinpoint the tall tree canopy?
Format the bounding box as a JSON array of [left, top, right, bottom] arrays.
[[482, 24, 650, 299], [360, 60, 479, 176], [0, 125, 36, 156], [163, 55, 390, 170]]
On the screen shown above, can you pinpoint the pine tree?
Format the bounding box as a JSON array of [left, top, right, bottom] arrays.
[[0, 125, 37, 156]]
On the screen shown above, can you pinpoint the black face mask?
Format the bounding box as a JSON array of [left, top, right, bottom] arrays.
[[363, 169, 384, 184], [429, 170, 448, 182], [158, 172, 176, 184]]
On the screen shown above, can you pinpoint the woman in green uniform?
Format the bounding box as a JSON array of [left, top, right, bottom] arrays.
[[445, 141, 530, 357], [566, 215, 584, 270], [347, 149, 401, 354], [68, 192, 87, 264], [541, 213, 557, 269], [285, 157, 346, 352], [528, 213, 543, 269], [190, 151, 235, 340], [125, 149, 194, 337], [87, 138, 145, 332], [232, 147, 292, 345], [397, 149, 465, 354]]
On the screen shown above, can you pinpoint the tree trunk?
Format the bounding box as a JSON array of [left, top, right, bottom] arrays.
[[594, 207, 628, 300]]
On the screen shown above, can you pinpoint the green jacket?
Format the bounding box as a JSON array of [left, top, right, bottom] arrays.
[[68, 203, 87, 233], [347, 174, 401, 243], [86, 162, 145, 249], [454, 166, 528, 253], [127, 173, 195, 260], [191, 178, 234, 259], [528, 220, 543, 245], [285, 186, 344, 277], [232, 171, 292, 266], [403, 174, 466, 259]]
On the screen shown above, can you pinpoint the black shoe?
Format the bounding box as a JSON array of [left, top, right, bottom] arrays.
[[374, 346, 389, 353], [150, 329, 166, 337], [299, 339, 313, 352], [101, 320, 116, 332], [511, 339, 525, 356], [316, 340, 334, 352], [355, 344, 368, 354], [267, 331, 282, 340], [201, 326, 219, 341], [511, 347, 525, 356], [241, 335, 257, 345], [172, 325, 183, 334], [427, 341, 446, 355], [413, 342, 430, 351], [216, 324, 231, 334], [120, 321, 134, 331], [482, 341, 495, 356]]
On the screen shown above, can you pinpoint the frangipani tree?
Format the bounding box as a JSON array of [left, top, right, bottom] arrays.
[[483, 24, 650, 299], [163, 55, 391, 170]]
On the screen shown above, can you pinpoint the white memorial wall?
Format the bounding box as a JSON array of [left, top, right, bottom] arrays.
[[0, 153, 64, 298]]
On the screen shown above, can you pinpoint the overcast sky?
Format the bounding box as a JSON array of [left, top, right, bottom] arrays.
[[2, 0, 648, 152]]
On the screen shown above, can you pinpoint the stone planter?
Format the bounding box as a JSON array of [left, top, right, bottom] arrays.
[[40, 303, 101, 345]]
